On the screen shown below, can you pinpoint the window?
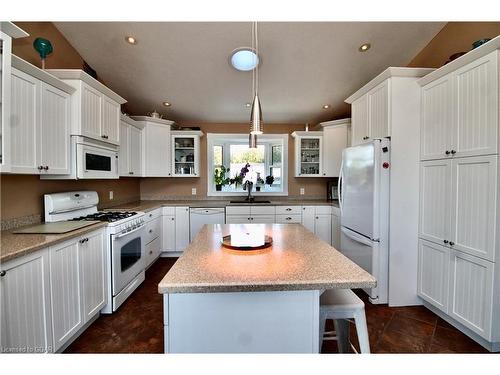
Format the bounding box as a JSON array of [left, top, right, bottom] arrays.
[[207, 134, 288, 196]]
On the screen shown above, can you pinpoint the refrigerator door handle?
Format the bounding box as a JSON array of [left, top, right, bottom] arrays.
[[341, 227, 373, 247], [338, 159, 344, 214]]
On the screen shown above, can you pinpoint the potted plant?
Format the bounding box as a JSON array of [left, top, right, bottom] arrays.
[[265, 174, 274, 186], [214, 166, 230, 191], [230, 163, 250, 188], [256, 173, 265, 192]]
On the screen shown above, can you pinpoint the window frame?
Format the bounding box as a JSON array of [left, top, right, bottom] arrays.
[[207, 133, 288, 196]]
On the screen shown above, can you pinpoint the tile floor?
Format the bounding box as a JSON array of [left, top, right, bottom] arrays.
[[64, 258, 490, 354]]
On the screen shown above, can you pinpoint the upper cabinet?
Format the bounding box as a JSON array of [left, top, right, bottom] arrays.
[[119, 115, 143, 177], [171, 130, 203, 177], [47, 70, 127, 146], [291, 131, 323, 177], [132, 116, 174, 177], [319, 118, 350, 177], [9, 57, 74, 175], [0, 23, 29, 173]]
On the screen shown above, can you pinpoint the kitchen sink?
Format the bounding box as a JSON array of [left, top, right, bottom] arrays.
[[229, 200, 272, 204]]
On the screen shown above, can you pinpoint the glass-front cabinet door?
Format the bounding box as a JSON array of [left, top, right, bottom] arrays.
[[171, 131, 203, 177], [292, 132, 323, 177]]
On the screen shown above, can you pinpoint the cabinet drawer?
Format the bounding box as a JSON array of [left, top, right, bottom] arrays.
[[251, 215, 275, 224], [226, 215, 251, 224], [276, 214, 302, 224], [162, 206, 175, 216], [251, 206, 276, 215], [145, 217, 161, 244], [275, 206, 301, 215], [226, 206, 251, 215], [145, 208, 162, 222], [145, 237, 161, 268]]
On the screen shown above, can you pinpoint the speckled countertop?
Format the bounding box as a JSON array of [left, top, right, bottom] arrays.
[[158, 223, 376, 294], [0, 222, 107, 263], [109, 199, 339, 212]]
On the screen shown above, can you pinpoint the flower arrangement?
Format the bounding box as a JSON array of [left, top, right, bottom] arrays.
[[229, 163, 250, 187], [214, 166, 230, 191]]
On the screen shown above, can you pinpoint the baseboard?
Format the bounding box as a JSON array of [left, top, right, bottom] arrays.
[[160, 252, 182, 258]]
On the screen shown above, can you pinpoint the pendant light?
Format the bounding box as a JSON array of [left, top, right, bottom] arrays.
[[249, 21, 263, 147]]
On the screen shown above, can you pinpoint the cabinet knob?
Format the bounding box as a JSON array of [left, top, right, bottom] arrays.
[[363, 136, 369, 140], [0, 270, 6, 277], [286, 208, 292, 211], [149, 229, 153, 233], [129, 171, 134, 175], [171, 217, 175, 221], [315, 216, 319, 219], [443, 240, 449, 244], [149, 213, 153, 217], [44, 166, 49, 171], [286, 217, 292, 220], [451, 150, 456, 155], [449, 241, 455, 246], [38, 165, 43, 171], [445, 150, 451, 155], [149, 250, 153, 255], [323, 173, 326, 176]]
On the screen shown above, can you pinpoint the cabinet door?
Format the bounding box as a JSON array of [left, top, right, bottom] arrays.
[[144, 123, 171, 176], [368, 80, 389, 138], [49, 239, 83, 351], [0, 249, 53, 353], [322, 125, 347, 177], [450, 155, 497, 261], [453, 52, 498, 158], [10, 67, 39, 173], [39, 83, 71, 174], [175, 207, 191, 251], [331, 214, 341, 249], [80, 230, 106, 323], [420, 75, 454, 160], [118, 121, 130, 176], [351, 95, 369, 146], [145, 237, 161, 268], [226, 215, 252, 224], [315, 214, 332, 244], [162, 215, 176, 252], [297, 136, 322, 177], [81, 83, 102, 141], [172, 135, 199, 177], [129, 125, 142, 176], [417, 239, 450, 313], [449, 250, 494, 340], [419, 159, 452, 245], [301, 206, 315, 233], [102, 96, 120, 144]]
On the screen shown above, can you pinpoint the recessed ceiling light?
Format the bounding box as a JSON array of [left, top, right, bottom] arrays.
[[125, 36, 137, 45], [162, 101, 171, 107], [322, 104, 331, 109], [230, 48, 259, 71], [359, 43, 371, 52], [245, 103, 251, 108]]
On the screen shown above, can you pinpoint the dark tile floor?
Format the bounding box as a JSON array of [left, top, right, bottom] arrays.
[[65, 258, 490, 354]]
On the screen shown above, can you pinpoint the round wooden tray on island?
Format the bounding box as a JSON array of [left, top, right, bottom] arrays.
[[221, 234, 273, 251]]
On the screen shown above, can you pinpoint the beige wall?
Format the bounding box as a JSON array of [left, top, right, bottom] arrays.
[[141, 122, 334, 200], [408, 22, 500, 68]]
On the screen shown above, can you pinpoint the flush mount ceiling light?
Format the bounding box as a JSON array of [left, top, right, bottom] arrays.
[[162, 101, 171, 107], [359, 43, 371, 52], [322, 104, 331, 109], [125, 36, 137, 45], [230, 48, 259, 71]]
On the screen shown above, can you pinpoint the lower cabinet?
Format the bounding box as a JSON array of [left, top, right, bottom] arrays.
[[162, 206, 190, 253], [0, 249, 53, 353], [331, 213, 341, 250], [144, 210, 162, 268], [302, 206, 332, 244], [0, 228, 107, 353]]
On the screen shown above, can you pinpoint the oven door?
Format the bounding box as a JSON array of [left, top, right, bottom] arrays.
[[111, 226, 145, 296], [76, 142, 118, 179]]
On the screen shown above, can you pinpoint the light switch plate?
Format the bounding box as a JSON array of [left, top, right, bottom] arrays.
[[300, 188, 305, 195], [192, 188, 197, 195], [109, 191, 114, 200]]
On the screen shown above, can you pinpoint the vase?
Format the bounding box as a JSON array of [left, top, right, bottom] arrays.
[[215, 184, 222, 191]]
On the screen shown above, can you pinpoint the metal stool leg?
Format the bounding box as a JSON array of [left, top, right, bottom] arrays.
[[354, 309, 370, 354], [333, 319, 350, 353]]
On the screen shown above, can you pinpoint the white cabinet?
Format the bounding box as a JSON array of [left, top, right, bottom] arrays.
[[80, 229, 107, 321], [301, 206, 332, 244], [144, 208, 162, 268], [449, 250, 494, 340], [319, 119, 350, 177], [175, 207, 190, 252], [119, 115, 143, 177], [351, 95, 369, 146], [48, 70, 127, 146], [133, 117, 173, 177], [226, 206, 276, 224], [49, 239, 83, 351], [0, 248, 53, 353], [331, 211, 341, 250], [162, 214, 176, 252], [291, 132, 323, 177], [9, 60, 72, 175], [162, 206, 190, 253], [417, 239, 450, 313], [171, 131, 203, 177]]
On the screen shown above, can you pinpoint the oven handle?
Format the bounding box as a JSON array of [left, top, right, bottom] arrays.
[[113, 225, 145, 239]]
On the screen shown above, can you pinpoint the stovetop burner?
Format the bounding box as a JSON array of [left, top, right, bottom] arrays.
[[71, 211, 138, 223]]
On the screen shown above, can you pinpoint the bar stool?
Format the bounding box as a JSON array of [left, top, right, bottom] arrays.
[[319, 289, 370, 354]]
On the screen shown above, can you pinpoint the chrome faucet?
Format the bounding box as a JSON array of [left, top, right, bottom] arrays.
[[243, 180, 254, 202]]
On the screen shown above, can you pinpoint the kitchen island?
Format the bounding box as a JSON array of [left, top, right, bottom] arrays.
[[159, 223, 376, 353]]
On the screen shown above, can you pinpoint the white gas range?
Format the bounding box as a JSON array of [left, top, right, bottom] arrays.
[[44, 191, 146, 313]]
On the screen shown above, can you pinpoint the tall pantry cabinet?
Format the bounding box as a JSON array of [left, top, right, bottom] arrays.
[[417, 38, 500, 352]]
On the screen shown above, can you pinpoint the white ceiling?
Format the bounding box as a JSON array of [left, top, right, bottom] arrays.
[[54, 22, 445, 124]]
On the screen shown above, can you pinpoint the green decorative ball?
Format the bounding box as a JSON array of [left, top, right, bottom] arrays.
[[33, 38, 53, 59]]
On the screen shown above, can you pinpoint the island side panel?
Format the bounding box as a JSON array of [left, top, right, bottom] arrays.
[[164, 290, 320, 353]]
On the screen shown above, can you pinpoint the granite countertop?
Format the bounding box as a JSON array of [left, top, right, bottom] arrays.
[[0, 222, 107, 263], [109, 199, 339, 213], [158, 223, 376, 294]]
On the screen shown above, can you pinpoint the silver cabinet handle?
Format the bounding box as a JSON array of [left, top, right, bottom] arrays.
[[451, 150, 456, 155], [0, 270, 6, 277], [445, 150, 450, 155]]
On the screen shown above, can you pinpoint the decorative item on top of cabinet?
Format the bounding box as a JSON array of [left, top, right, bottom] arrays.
[[291, 131, 323, 177], [0, 23, 28, 173], [171, 130, 204, 177], [47, 69, 127, 146], [318, 118, 350, 177], [131, 116, 174, 177], [9, 56, 74, 175], [119, 114, 144, 177]]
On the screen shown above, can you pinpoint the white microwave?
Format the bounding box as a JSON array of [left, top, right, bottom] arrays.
[[42, 136, 119, 180]]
